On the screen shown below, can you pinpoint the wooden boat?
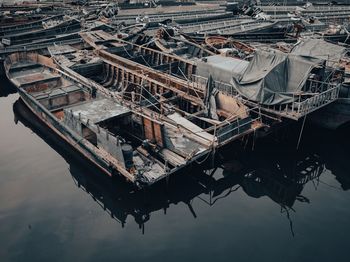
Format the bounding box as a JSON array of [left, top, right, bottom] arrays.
[[0, 18, 81, 47], [5, 52, 211, 187], [179, 18, 289, 39], [0, 14, 65, 38], [13, 99, 331, 229], [50, 34, 264, 164], [317, 25, 350, 45], [113, 23, 148, 41], [6, 51, 260, 187], [204, 36, 255, 54], [177, 35, 256, 58], [0, 13, 46, 28], [153, 28, 215, 58], [151, 29, 255, 60]]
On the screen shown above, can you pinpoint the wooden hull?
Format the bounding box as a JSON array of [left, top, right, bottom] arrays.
[[1, 19, 81, 46], [3, 53, 135, 185], [5, 52, 211, 187], [17, 87, 115, 178], [0, 15, 64, 37]]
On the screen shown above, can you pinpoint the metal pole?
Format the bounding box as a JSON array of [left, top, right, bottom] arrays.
[[296, 114, 307, 150]]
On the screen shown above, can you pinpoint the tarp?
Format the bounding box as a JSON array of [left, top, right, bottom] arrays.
[[196, 55, 249, 84], [291, 38, 347, 63], [231, 49, 325, 105]]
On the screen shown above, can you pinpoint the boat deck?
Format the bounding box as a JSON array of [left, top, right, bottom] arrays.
[[66, 98, 131, 124], [15, 71, 58, 84], [10, 61, 40, 71], [31, 85, 82, 100]]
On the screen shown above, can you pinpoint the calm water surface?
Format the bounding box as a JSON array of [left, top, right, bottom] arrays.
[[1, 77, 350, 262]]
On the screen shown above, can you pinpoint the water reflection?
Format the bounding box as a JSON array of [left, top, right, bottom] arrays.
[[224, 152, 326, 236], [0, 76, 16, 97], [13, 98, 350, 235]]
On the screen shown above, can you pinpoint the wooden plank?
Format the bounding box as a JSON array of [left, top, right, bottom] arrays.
[[153, 122, 164, 147], [167, 112, 214, 142], [143, 117, 155, 142], [160, 148, 186, 167]]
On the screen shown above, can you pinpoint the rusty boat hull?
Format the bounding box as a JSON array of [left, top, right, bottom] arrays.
[[4, 52, 175, 188], [4, 54, 123, 180]]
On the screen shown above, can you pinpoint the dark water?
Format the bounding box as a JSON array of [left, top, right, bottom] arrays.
[[1, 77, 350, 262]]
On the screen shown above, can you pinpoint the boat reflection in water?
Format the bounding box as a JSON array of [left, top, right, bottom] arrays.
[[0, 76, 16, 97], [13, 98, 350, 235]]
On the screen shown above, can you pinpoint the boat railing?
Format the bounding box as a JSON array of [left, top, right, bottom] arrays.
[[180, 18, 253, 32], [192, 74, 341, 121], [178, 17, 252, 29], [182, 19, 272, 34], [261, 80, 340, 120], [191, 74, 240, 96], [145, 11, 230, 22]]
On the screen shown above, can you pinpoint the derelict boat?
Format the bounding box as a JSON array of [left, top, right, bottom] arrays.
[[4, 52, 203, 187]]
